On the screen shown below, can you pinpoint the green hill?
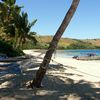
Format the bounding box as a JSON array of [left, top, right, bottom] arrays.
[[35, 35, 100, 49]]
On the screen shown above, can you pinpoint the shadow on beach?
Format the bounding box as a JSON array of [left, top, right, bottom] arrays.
[[0, 56, 100, 100]]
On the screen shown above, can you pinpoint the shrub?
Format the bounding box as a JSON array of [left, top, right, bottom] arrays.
[[0, 39, 24, 57], [67, 42, 95, 49]]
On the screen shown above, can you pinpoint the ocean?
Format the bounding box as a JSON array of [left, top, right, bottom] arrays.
[[55, 49, 100, 58]]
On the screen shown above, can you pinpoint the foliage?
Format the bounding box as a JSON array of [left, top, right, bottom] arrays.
[[13, 12, 37, 48], [34, 36, 100, 50], [67, 41, 96, 49], [0, 0, 37, 51], [95, 46, 100, 49], [0, 39, 24, 57], [0, 0, 21, 36]]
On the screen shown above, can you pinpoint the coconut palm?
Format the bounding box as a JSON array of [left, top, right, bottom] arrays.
[[14, 12, 37, 48], [0, 0, 21, 36], [28, 0, 80, 88], [0, 0, 37, 48]]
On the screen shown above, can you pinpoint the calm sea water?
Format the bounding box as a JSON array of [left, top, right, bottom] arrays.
[[55, 49, 100, 58]]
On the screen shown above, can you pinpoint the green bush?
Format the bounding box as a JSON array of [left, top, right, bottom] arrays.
[[0, 39, 24, 57], [95, 46, 100, 49], [67, 42, 95, 49]]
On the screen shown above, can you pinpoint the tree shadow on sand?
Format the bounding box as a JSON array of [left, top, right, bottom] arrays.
[[0, 60, 100, 100]]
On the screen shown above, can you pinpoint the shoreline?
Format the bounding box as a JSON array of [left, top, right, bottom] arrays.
[[23, 49, 100, 83]]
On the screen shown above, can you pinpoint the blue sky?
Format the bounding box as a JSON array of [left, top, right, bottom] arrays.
[[16, 0, 100, 39]]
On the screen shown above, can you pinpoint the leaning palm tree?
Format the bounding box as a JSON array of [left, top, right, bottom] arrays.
[[28, 0, 80, 88]]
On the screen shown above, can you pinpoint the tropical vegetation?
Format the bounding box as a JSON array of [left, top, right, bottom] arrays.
[[33, 36, 100, 49], [0, 0, 37, 56]]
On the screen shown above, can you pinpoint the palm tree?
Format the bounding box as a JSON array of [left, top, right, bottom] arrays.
[[14, 12, 37, 48], [28, 0, 80, 88], [0, 0, 21, 36], [0, 0, 37, 48]]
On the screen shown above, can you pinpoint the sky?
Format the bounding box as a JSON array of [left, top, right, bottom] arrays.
[[16, 0, 100, 39]]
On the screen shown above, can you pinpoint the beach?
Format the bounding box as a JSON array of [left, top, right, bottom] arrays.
[[23, 50, 100, 82], [0, 49, 100, 100]]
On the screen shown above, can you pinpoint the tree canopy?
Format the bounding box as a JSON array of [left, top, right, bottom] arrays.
[[0, 0, 37, 50], [0, 0, 37, 56]]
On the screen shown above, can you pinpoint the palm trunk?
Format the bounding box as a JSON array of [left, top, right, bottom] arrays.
[[31, 0, 80, 88]]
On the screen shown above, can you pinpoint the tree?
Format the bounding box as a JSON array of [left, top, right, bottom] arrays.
[[28, 0, 80, 88], [0, 0, 21, 36], [14, 12, 37, 48], [0, 0, 37, 49]]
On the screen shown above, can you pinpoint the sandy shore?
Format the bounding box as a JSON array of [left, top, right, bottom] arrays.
[[23, 49, 100, 82], [0, 49, 100, 100]]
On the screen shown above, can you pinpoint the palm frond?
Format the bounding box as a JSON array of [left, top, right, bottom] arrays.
[[27, 35, 38, 45], [28, 19, 37, 29]]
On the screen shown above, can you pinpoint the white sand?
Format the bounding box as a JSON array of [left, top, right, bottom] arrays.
[[0, 49, 100, 100], [23, 49, 100, 83], [54, 57, 100, 83]]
